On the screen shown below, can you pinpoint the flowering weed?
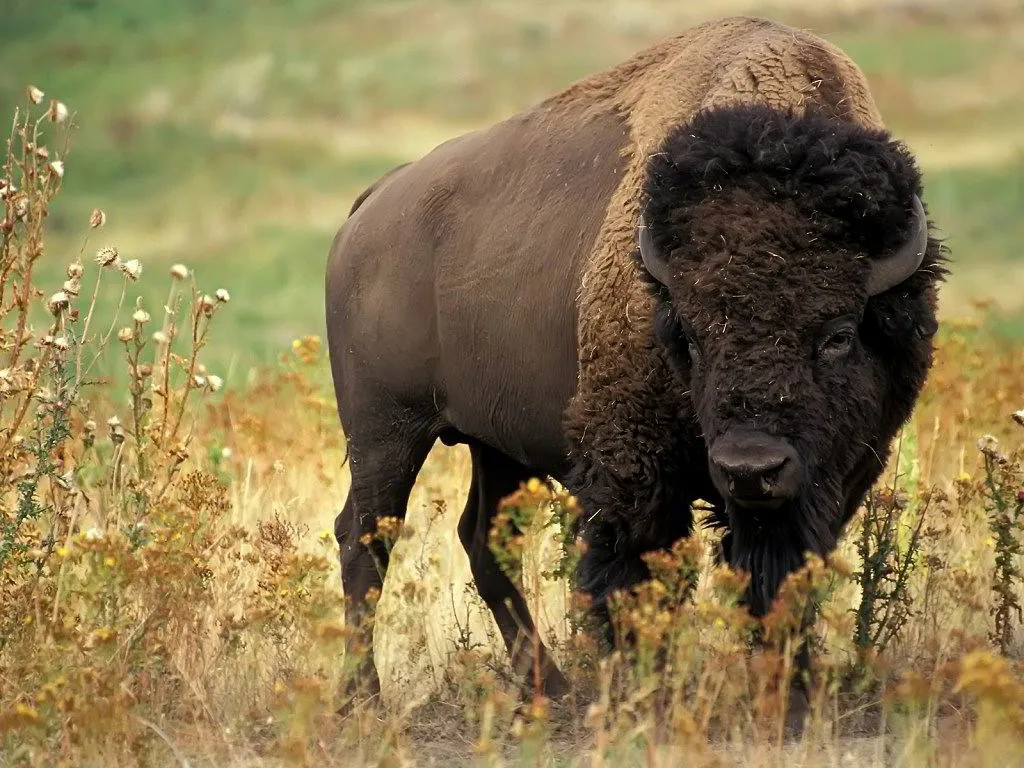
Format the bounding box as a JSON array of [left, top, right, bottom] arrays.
[[1, 86, 1023, 767]]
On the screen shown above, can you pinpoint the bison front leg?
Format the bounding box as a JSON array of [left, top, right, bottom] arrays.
[[719, 519, 838, 735], [573, 515, 652, 651], [569, 455, 695, 652], [458, 442, 568, 700]]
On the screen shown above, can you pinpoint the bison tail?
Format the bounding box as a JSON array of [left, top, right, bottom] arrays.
[[348, 161, 412, 217]]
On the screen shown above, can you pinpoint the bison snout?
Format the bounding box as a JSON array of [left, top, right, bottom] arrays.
[[709, 430, 803, 511]]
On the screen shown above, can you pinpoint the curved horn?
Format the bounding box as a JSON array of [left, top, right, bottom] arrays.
[[638, 213, 676, 287], [867, 194, 929, 296]]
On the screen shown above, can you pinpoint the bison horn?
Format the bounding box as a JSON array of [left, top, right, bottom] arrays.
[[638, 212, 676, 287], [866, 194, 929, 296]]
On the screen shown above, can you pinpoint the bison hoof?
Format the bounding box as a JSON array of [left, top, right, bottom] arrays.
[[541, 668, 570, 700], [783, 684, 811, 739], [335, 669, 382, 718]]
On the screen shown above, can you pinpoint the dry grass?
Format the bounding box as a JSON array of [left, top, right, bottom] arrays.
[[7, 0, 1022, 373], [3, 72, 1024, 768]]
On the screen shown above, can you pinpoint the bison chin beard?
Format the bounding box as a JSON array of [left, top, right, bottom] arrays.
[[718, 483, 841, 618]]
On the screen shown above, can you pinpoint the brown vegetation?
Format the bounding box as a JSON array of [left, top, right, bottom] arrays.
[[2, 86, 1023, 767]]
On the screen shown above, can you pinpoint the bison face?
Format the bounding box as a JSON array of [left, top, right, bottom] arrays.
[[642, 189, 928, 517], [635, 105, 945, 608]]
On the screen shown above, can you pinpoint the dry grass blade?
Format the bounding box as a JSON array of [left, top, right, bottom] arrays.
[[0, 71, 1022, 767]]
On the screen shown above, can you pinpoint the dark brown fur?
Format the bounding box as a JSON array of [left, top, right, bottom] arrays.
[[573, 105, 946, 627], [323, 16, 946, 702]]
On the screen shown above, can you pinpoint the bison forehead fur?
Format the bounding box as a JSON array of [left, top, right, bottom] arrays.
[[644, 104, 929, 261]]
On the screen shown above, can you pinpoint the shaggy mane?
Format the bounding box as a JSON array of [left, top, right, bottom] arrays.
[[639, 104, 949, 283]]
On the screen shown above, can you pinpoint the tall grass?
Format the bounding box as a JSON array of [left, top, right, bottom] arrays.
[[2, 87, 1023, 768]]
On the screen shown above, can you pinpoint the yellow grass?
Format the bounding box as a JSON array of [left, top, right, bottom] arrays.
[[3, 55, 1024, 768]]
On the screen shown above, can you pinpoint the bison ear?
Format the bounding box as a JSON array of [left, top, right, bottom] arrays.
[[638, 213, 676, 287]]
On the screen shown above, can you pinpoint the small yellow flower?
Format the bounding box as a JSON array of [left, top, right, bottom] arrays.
[[14, 703, 42, 724], [104, 557, 116, 567], [56, 546, 69, 558]]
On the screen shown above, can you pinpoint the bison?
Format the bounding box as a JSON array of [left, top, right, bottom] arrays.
[[325, 15, 946, 701]]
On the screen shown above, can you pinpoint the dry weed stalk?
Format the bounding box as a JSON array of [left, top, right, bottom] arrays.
[[1, 87, 1024, 766]]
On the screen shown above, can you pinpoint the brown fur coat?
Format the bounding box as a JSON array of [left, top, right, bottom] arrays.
[[549, 16, 887, 487]]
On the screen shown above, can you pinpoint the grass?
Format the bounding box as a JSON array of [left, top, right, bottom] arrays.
[[1, 120, 1022, 760], [2, 3, 1024, 764], [829, 24, 998, 80], [3, 0, 1024, 376]]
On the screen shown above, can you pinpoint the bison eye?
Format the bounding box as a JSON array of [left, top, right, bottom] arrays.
[[817, 325, 857, 361]]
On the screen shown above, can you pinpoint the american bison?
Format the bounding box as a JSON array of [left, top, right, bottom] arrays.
[[325, 15, 946, 700]]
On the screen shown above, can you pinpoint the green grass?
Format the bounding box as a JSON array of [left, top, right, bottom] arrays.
[[925, 160, 1024, 262], [830, 24, 997, 79], [5, 1, 1024, 377], [34, 224, 337, 383]]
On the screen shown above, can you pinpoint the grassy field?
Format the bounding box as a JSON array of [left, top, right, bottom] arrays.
[[2, 0, 1024, 374], [2, 1, 1024, 766]]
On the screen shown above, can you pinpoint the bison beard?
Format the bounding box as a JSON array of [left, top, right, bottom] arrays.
[[571, 103, 946, 644]]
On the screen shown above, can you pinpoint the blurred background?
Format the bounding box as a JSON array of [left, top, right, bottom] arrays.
[[2, 0, 1022, 384]]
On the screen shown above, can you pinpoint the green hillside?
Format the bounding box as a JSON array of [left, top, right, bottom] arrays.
[[3, 0, 1022, 379]]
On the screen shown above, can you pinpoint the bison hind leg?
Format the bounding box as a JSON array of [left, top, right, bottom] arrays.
[[458, 440, 569, 700], [334, 416, 436, 704]]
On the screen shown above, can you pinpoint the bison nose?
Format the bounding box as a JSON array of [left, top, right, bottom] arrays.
[[709, 430, 803, 511]]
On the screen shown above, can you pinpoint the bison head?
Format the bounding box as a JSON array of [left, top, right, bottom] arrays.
[[636, 104, 946, 612]]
